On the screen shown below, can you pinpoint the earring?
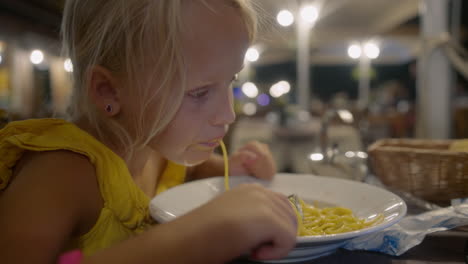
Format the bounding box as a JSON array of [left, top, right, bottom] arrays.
[[105, 104, 113, 113]]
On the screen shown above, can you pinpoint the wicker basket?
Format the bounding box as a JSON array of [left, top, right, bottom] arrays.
[[368, 139, 468, 206]]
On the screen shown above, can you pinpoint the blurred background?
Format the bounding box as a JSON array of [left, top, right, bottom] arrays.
[[0, 0, 467, 180]]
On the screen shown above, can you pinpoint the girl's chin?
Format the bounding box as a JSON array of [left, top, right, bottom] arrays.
[[181, 159, 205, 167], [173, 151, 213, 167]]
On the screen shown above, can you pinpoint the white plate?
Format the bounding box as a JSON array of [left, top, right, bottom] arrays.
[[149, 174, 406, 262]]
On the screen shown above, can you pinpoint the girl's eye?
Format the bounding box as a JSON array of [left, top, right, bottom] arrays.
[[187, 88, 209, 99]]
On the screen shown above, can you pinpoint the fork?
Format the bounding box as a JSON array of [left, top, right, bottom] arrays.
[[288, 194, 304, 220]]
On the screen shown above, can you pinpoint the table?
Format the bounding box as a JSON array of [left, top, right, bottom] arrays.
[[231, 230, 467, 263]]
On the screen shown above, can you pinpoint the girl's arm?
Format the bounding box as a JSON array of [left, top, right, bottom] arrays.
[[83, 184, 297, 264], [0, 151, 296, 264], [0, 151, 103, 264]]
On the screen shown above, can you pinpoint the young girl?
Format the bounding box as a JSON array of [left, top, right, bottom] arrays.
[[0, 0, 297, 263]]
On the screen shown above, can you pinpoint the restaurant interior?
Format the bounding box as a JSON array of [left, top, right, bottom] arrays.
[[0, 0, 468, 263]]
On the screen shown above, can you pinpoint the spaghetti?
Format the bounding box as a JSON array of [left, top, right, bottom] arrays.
[[219, 140, 230, 191], [294, 197, 384, 236]]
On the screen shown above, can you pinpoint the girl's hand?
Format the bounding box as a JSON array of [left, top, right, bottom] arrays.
[[176, 184, 297, 261], [228, 141, 276, 180]]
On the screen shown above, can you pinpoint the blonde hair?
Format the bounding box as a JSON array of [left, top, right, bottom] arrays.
[[61, 0, 257, 161]]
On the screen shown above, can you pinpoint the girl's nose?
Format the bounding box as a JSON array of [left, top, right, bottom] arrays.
[[212, 89, 236, 126]]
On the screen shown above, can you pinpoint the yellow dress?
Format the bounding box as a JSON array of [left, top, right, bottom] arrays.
[[0, 118, 186, 255]]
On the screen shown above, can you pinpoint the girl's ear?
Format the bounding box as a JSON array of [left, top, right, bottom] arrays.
[[88, 66, 122, 116]]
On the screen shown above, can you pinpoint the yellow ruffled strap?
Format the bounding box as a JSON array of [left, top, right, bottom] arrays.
[[0, 120, 52, 190], [0, 118, 187, 230], [0, 119, 149, 229]]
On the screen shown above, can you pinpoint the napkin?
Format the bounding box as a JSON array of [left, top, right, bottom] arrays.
[[343, 198, 468, 256]]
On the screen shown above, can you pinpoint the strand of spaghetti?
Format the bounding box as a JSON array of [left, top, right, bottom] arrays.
[[219, 140, 230, 191]]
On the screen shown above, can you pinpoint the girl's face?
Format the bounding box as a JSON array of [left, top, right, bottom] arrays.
[[149, 1, 250, 166]]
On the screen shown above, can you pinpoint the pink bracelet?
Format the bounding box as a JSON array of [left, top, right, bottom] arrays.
[[58, 250, 83, 264]]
